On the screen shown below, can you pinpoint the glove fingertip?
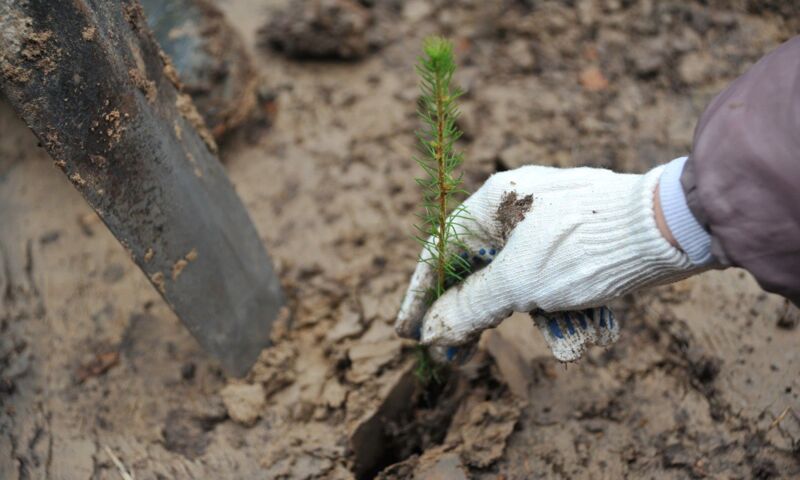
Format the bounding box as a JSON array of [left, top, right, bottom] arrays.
[[395, 295, 426, 338], [419, 315, 445, 345], [420, 307, 464, 346]]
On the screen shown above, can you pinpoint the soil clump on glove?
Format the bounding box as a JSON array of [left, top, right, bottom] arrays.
[[495, 191, 534, 241]]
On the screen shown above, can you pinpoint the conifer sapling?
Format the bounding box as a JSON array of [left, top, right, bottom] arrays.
[[412, 37, 470, 383]]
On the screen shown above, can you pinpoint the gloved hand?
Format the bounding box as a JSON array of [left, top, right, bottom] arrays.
[[395, 164, 700, 362]]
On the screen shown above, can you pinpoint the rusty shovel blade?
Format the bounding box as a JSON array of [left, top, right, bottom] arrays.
[[0, 0, 283, 376]]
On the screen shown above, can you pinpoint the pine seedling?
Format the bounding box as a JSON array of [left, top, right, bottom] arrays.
[[412, 37, 471, 384], [414, 36, 470, 299]]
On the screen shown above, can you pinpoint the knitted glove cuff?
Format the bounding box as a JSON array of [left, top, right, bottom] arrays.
[[658, 156, 714, 265]]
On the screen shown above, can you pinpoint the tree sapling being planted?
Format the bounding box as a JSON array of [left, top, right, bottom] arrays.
[[412, 37, 471, 383]]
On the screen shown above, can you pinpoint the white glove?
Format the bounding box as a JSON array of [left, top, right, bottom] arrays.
[[396, 164, 700, 361]]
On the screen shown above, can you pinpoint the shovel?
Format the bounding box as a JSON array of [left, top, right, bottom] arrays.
[[0, 0, 284, 376]]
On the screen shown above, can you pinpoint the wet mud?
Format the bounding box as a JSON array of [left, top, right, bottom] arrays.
[[1, 0, 799, 478]]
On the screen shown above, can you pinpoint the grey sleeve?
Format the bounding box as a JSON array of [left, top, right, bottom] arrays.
[[681, 35, 800, 305]]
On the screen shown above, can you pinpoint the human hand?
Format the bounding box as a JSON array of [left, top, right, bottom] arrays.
[[395, 164, 698, 362]]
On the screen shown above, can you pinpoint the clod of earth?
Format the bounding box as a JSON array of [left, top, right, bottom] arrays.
[[495, 191, 534, 241], [81, 26, 96, 41], [326, 303, 364, 342], [262, 0, 373, 60], [376, 446, 468, 480], [128, 68, 157, 103], [142, 0, 259, 139], [162, 406, 226, 459], [175, 93, 218, 153], [220, 382, 265, 426], [149, 271, 166, 293], [262, 423, 347, 479], [447, 397, 522, 468], [171, 249, 197, 280], [349, 361, 418, 479], [347, 339, 404, 384], [248, 342, 297, 397]]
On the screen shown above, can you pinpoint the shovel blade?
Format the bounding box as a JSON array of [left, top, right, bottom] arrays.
[[0, 0, 283, 375]]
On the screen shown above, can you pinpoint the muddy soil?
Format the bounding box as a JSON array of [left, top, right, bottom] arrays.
[[2, 0, 799, 478]]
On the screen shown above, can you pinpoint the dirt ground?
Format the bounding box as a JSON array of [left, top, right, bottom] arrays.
[[2, 0, 799, 478]]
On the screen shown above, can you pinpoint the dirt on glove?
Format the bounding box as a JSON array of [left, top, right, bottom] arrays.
[[1, 0, 799, 479], [495, 191, 534, 242]]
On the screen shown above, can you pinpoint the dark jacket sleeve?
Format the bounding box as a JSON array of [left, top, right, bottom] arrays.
[[681, 36, 800, 305]]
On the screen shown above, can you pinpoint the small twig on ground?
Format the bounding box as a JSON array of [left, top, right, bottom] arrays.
[[104, 445, 135, 480], [768, 406, 791, 431]]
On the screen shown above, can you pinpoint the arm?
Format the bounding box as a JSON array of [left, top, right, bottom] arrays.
[[681, 36, 800, 305]]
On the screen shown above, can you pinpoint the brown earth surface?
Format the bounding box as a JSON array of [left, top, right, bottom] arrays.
[[2, 0, 799, 478]]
